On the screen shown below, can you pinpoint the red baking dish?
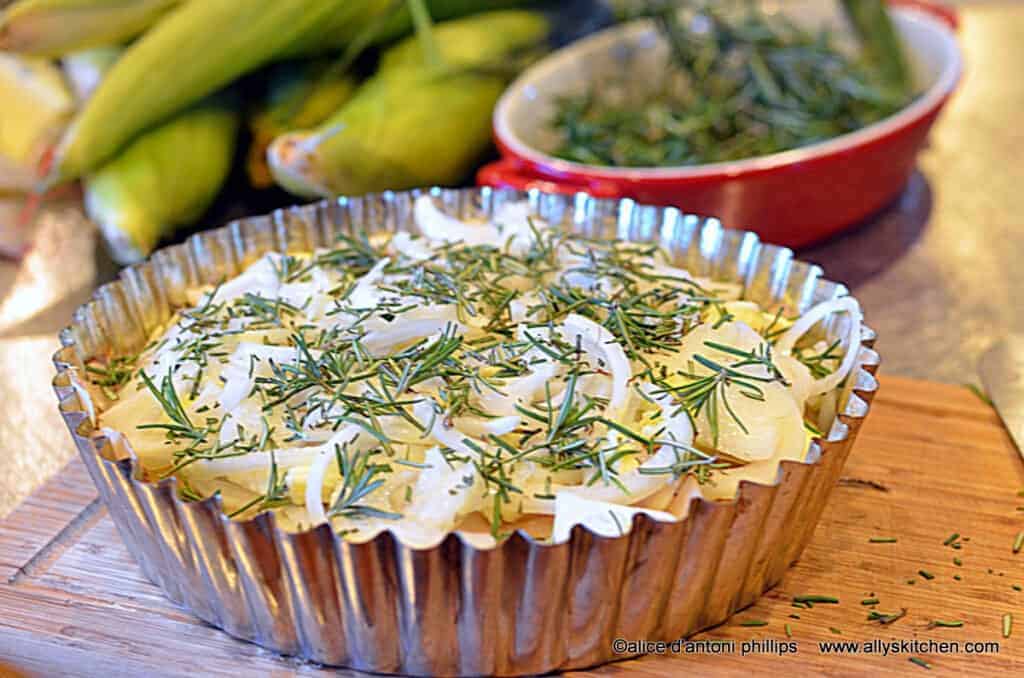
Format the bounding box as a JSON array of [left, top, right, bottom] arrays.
[[479, 0, 961, 247]]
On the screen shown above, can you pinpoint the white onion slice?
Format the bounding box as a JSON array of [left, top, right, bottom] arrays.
[[345, 257, 390, 310], [549, 373, 609, 408], [414, 196, 498, 247], [560, 313, 631, 415], [191, 447, 321, 477], [70, 371, 97, 425], [455, 415, 521, 437], [360, 305, 470, 357], [564, 444, 682, 504], [643, 381, 696, 452], [645, 257, 695, 287], [491, 201, 545, 253], [305, 425, 363, 525], [208, 254, 282, 306], [404, 446, 483, 533], [219, 342, 305, 412], [390, 231, 434, 261], [551, 492, 675, 543], [411, 399, 481, 457], [508, 297, 532, 323], [775, 297, 862, 396], [477, 360, 560, 416]]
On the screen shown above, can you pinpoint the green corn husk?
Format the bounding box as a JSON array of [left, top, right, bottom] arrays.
[[840, 0, 912, 96], [47, 0, 525, 186], [316, 0, 530, 49], [0, 0, 181, 57], [84, 96, 239, 264], [247, 60, 358, 189], [50, 0, 363, 185], [268, 10, 549, 198]]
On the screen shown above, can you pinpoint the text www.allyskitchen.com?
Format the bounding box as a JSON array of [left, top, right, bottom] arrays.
[[611, 637, 1002, 657]]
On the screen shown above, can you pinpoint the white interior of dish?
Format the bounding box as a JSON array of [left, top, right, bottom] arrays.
[[496, 1, 961, 177]]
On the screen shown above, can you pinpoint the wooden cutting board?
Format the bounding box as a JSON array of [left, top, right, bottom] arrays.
[[1, 376, 1022, 677]]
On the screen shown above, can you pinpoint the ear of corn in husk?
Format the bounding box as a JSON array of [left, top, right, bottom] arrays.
[[245, 0, 512, 189], [48, 0, 380, 185], [308, 0, 533, 52], [46, 0, 523, 186], [246, 60, 357, 189], [268, 10, 549, 198], [62, 45, 121, 102], [84, 95, 239, 264], [0, 51, 74, 192], [0, 0, 181, 57]]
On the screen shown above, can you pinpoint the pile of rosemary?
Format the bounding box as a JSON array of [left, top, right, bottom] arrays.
[[552, 0, 914, 167]]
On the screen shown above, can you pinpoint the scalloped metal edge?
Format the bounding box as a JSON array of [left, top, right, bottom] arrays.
[[52, 187, 879, 676]]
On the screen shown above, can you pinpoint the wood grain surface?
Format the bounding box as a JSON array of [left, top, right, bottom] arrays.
[[1, 376, 1022, 677]]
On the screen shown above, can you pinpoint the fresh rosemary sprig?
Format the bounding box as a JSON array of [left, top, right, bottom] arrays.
[[137, 369, 200, 441], [651, 340, 787, 446], [227, 451, 291, 518], [328, 444, 402, 521], [794, 339, 842, 379]]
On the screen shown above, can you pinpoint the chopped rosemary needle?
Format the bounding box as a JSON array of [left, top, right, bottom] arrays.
[[793, 595, 839, 605], [964, 383, 992, 406], [928, 620, 964, 628], [739, 619, 769, 627], [861, 598, 880, 606], [1013, 532, 1024, 554], [1004, 613, 1013, 638], [953, 557, 962, 567], [828, 627, 842, 635], [868, 608, 907, 625], [784, 623, 792, 638], [942, 533, 960, 546], [869, 536, 898, 543], [918, 570, 935, 581], [909, 657, 931, 670]]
